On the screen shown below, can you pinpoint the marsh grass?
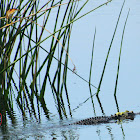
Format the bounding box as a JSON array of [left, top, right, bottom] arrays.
[[0, 0, 114, 125], [96, 0, 126, 96], [114, 9, 130, 96], [81, 0, 129, 116]]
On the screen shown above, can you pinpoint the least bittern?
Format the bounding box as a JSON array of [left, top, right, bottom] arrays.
[[6, 8, 18, 19]]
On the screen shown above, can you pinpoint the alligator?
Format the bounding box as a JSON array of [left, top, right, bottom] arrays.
[[70, 110, 140, 125]]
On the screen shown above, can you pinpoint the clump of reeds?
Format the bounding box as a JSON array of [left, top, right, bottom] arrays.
[[0, 0, 112, 125]]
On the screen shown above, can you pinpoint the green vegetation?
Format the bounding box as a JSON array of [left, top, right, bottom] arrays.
[[0, 0, 131, 127]]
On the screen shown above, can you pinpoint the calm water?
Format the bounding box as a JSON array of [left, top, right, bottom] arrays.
[[1, 0, 140, 139]]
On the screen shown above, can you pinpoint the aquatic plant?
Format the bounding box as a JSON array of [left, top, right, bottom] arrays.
[[0, 0, 113, 125]]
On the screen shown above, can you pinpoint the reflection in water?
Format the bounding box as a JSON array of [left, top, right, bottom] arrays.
[[96, 95, 105, 115], [0, 120, 80, 139], [106, 126, 114, 140], [120, 124, 125, 140], [0, 106, 138, 139]]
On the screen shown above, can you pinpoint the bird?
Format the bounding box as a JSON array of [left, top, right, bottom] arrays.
[[6, 8, 18, 19]]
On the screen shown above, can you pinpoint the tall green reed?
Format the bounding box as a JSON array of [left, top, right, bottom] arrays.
[[96, 0, 125, 96], [114, 9, 130, 96]]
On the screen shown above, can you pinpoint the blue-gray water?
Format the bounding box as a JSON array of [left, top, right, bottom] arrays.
[[1, 0, 140, 139]]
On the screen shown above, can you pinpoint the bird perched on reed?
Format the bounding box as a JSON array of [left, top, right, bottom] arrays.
[[6, 8, 18, 19]]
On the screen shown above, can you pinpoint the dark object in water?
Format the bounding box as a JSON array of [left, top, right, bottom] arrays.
[[70, 110, 138, 125]]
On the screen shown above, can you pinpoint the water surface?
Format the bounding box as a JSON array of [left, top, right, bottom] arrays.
[[1, 0, 140, 139]]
